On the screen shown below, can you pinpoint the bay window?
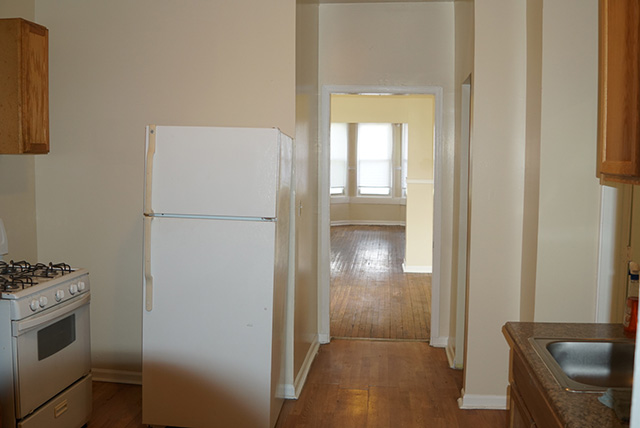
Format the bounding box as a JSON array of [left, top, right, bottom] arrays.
[[330, 122, 407, 201]]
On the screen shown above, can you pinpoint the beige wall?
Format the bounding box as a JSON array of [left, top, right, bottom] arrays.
[[458, 0, 602, 404], [319, 2, 455, 341], [533, 0, 600, 322], [293, 0, 319, 387], [520, 0, 542, 323], [449, 0, 474, 368], [0, 0, 38, 263], [462, 0, 527, 402], [34, 0, 296, 373]]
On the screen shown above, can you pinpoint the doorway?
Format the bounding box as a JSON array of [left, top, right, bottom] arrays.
[[318, 85, 444, 344]]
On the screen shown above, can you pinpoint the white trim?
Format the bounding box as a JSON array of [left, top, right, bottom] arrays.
[[429, 335, 448, 348], [282, 337, 320, 399], [406, 179, 434, 185], [331, 196, 407, 205], [91, 368, 142, 385], [331, 220, 405, 227], [596, 185, 617, 322], [457, 389, 508, 410], [318, 84, 444, 342], [445, 341, 456, 368], [402, 262, 432, 273]]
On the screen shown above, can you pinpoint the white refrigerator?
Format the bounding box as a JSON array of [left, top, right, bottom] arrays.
[[142, 125, 294, 428]]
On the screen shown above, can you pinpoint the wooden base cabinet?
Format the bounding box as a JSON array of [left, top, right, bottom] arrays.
[[506, 345, 563, 428], [0, 18, 49, 154], [509, 384, 535, 428]]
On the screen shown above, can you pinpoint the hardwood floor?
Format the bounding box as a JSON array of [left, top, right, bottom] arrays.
[[275, 340, 507, 428], [91, 341, 507, 428], [330, 225, 430, 340], [88, 226, 502, 427]]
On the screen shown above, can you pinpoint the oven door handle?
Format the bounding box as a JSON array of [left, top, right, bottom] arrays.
[[13, 294, 91, 336]]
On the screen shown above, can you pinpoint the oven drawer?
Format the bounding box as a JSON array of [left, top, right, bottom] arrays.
[[12, 294, 91, 418], [18, 374, 92, 428]]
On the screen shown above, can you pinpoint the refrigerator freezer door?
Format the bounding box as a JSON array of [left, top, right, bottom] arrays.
[[142, 216, 279, 428], [145, 126, 282, 218]]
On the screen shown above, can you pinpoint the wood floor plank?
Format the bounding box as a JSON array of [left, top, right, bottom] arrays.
[[89, 344, 506, 428], [330, 225, 430, 340], [276, 340, 507, 428]]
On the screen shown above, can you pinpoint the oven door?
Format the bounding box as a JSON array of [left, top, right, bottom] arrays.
[[12, 294, 91, 419]]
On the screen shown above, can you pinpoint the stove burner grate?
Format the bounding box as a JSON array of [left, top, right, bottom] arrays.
[[0, 261, 74, 292]]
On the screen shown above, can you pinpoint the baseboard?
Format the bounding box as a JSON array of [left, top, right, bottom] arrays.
[[429, 335, 448, 348], [446, 337, 464, 370], [457, 388, 507, 410], [445, 342, 456, 368], [402, 262, 432, 273], [91, 368, 142, 385], [283, 337, 320, 399], [330, 220, 405, 227]]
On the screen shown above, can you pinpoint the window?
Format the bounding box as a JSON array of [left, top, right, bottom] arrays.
[[330, 123, 348, 195], [401, 123, 409, 196], [357, 123, 393, 196], [330, 122, 407, 201]]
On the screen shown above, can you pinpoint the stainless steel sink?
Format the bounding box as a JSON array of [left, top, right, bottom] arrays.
[[529, 338, 635, 392]]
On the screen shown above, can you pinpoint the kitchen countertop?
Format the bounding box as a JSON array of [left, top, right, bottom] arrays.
[[503, 322, 631, 428]]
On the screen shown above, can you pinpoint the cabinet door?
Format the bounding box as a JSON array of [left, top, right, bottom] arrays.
[[509, 385, 535, 428], [0, 18, 49, 154], [20, 20, 49, 154], [598, 0, 640, 180]]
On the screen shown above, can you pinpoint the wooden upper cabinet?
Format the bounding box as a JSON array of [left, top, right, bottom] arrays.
[[0, 18, 49, 154], [598, 0, 640, 183]]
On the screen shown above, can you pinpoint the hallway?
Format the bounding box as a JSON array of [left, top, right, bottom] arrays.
[[275, 339, 508, 427], [330, 225, 430, 340]]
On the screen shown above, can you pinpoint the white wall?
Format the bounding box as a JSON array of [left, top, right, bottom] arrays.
[[0, 0, 38, 263], [34, 0, 296, 374], [319, 0, 455, 343]]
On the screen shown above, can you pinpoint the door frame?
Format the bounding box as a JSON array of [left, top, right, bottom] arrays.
[[317, 84, 444, 343]]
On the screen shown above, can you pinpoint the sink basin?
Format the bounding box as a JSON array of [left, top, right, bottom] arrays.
[[529, 338, 635, 392]]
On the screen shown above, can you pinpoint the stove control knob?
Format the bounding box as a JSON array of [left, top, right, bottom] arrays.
[[29, 300, 39, 311], [78, 281, 86, 292], [55, 290, 65, 302], [69, 283, 78, 295], [39, 296, 48, 308]]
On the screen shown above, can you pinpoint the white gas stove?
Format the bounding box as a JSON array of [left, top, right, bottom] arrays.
[[0, 261, 90, 320], [0, 228, 92, 428]]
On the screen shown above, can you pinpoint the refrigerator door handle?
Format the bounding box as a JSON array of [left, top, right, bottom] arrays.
[[144, 125, 157, 215], [144, 215, 154, 312]]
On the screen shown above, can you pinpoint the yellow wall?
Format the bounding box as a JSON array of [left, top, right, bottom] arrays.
[[330, 203, 406, 225], [330, 94, 435, 270], [34, 0, 296, 374]]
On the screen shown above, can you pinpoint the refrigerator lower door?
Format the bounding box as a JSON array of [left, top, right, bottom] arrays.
[[142, 216, 279, 428]]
